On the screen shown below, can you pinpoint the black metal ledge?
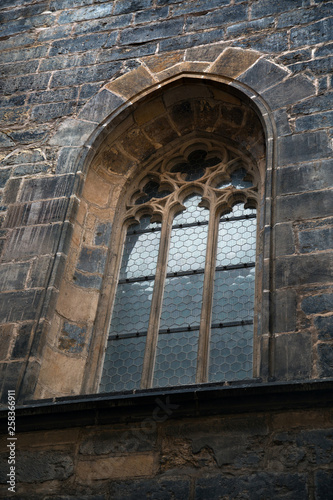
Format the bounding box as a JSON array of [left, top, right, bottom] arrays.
[[1, 378, 333, 434]]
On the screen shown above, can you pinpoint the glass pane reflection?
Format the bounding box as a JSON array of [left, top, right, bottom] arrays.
[[109, 281, 154, 335], [160, 274, 204, 329], [209, 325, 253, 382], [100, 336, 146, 392], [153, 330, 199, 387], [119, 217, 160, 280]]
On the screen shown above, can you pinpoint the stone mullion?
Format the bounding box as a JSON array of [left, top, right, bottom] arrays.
[[140, 210, 173, 389], [196, 198, 219, 384]]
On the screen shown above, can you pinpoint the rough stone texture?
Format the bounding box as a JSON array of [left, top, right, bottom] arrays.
[[0, 4, 332, 497]]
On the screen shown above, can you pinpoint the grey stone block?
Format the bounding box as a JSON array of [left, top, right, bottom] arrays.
[[0, 106, 29, 125], [37, 24, 72, 42], [28, 87, 79, 104], [227, 17, 275, 38], [13, 163, 50, 176], [14, 452, 74, 483], [277, 132, 331, 166], [295, 111, 333, 132], [50, 33, 108, 57], [0, 2, 48, 23], [56, 147, 81, 174], [31, 101, 77, 123], [0, 290, 43, 323], [273, 109, 292, 137], [276, 254, 333, 288], [0, 263, 30, 292], [0, 13, 55, 38], [0, 132, 15, 148], [50, 60, 122, 88], [292, 93, 333, 116], [135, 6, 169, 24], [80, 427, 156, 455], [315, 42, 333, 59], [77, 246, 107, 274], [238, 58, 288, 95], [19, 175, 74, 202], [0, 169, 11, 189], [173, 0, 229, 15], [276, 191, 333, 222], [314, 316, 333, 341], [94, 222, 112, 246], [315, 470, 333, 500], [317, 343, 333, 377], [195, 472, 307, 500], [288, 56, 333, 75], [251, 0, 311, 19], [0, 45, 48, 66], [187, 4, 247, 31], [301, 293, 333, 315], [274, 331, 311, 380], [100, 43, 157, 62], [160, 29, 224, 52], [278, 3, 331, 28], [114, 0, 153, 15], [75, 13, 132, 35], [109, 478, 190, 500], [119, 18, 184, 45], [0, 73, 51, 96], [3, 178, 21, 204], [73, 270, 102, 290], [274, 223, 295, 257], [273, 289, 296, 333], [79, 82, 102, 100], [40, 52, 97, 72], [3, 224, 63, 260], [234, 32, 288, 53], [262, 75, 315, 110], [278, 48, 312, 65], [0, 60, 39, 78], [12, 323, 32, 359], [27, 256, 53, 288], [0, 32, 35, 50], [291, 17, 333, 48], [49, 119, 97, 146], [8, 128, 49, 144], [79, 89, 125, 123], [299, 227, 333, 254], [58, 3, 113, 24], [276, 160, 333, 195]]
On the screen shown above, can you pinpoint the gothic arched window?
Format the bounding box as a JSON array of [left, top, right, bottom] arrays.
[[99, 141, 259, 392]]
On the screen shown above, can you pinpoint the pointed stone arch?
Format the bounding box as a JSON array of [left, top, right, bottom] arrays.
[[33, 46, 320, 398]]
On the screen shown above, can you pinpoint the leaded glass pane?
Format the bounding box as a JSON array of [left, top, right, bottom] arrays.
[[109, 281, 154, 335], [173, 194, 208, 225], [100, 336, 146, 392], [167, 224, 208, 273], [209, 325, 253, 382], [119, 217, 160, 280], [153, 330, 199, 387], [211, 267, 255, 323], [216, 207, 256, 267], [216, 168, 253, 189], [160, 274, 204, 329]]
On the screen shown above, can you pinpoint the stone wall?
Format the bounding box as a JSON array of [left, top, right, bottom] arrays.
[[0, 381, 332, 498], [0, 0, 332, 401]]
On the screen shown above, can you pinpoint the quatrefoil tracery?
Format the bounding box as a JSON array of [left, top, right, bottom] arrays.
[[126, 144, 259, 226]]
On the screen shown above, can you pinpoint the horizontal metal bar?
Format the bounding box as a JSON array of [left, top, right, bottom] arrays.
[[118, 261, 255, 284], [127, 213, 256, 235], [108, 319, 254, 341]]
